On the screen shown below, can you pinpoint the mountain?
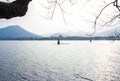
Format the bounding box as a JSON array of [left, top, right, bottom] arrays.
[[50, 33, 68, 37], [94, 26, 120, 37], [50, 31, 89, 37], [50, 27, 120, 37], [63, 31, 89, 37], [0, 25, 42, 39]]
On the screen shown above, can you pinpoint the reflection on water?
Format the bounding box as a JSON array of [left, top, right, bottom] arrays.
[[0, 41, 120, 81]]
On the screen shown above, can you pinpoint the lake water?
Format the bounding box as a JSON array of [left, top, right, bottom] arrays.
[[0, 41, 120, 81]]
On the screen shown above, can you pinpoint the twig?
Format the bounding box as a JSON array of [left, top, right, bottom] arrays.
[[92, 1, 115, 36]]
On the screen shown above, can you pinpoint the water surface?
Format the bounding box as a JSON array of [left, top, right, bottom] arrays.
[[0, 41, 120, 81]]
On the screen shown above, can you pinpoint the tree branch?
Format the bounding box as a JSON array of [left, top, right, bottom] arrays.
[[92, 1, 115, 35]]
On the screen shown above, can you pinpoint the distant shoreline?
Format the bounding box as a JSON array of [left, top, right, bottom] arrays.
[[0, 39, 119, 41], [0, 36, 119, 41]]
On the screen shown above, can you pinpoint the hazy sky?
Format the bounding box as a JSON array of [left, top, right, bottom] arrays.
[[0, 0, 116, 35]]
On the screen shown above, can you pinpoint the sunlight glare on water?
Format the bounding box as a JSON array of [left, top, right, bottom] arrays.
[[0, 41, 120, 81]]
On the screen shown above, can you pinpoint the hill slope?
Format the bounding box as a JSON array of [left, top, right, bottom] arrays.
[[0, 25, 42, 39], [94, 26, 120, 37]]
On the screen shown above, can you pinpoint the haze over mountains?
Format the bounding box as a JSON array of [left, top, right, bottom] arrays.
[[49, 31, 88, 37], [0, 25, 119, 40], [46, 27, 120, 37], [94, 26, 120, 37]]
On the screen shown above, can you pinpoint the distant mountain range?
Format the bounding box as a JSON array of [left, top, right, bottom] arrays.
[[50, 31, 88, 37], [0, 25, 42, 40], [0, 25, 119, 40], [94, 26, 120, 37], [50, 26, 120, 37]]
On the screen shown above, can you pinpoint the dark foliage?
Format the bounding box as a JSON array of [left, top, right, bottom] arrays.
[[0, 0, 32, 19]]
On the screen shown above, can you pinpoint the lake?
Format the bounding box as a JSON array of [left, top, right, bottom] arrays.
[[0, 41, 120, 81]]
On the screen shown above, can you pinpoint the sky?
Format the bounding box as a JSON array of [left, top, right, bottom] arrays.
[[0, 0, 117, 35]]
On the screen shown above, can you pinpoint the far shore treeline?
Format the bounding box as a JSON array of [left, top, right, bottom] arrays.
[[0, 36, 119, 40]]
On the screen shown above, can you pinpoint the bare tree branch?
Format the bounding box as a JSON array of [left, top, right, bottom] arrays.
[[93, 0, 120, 35], [92, 1, 115, 35], [39, 0, 78, 23]]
